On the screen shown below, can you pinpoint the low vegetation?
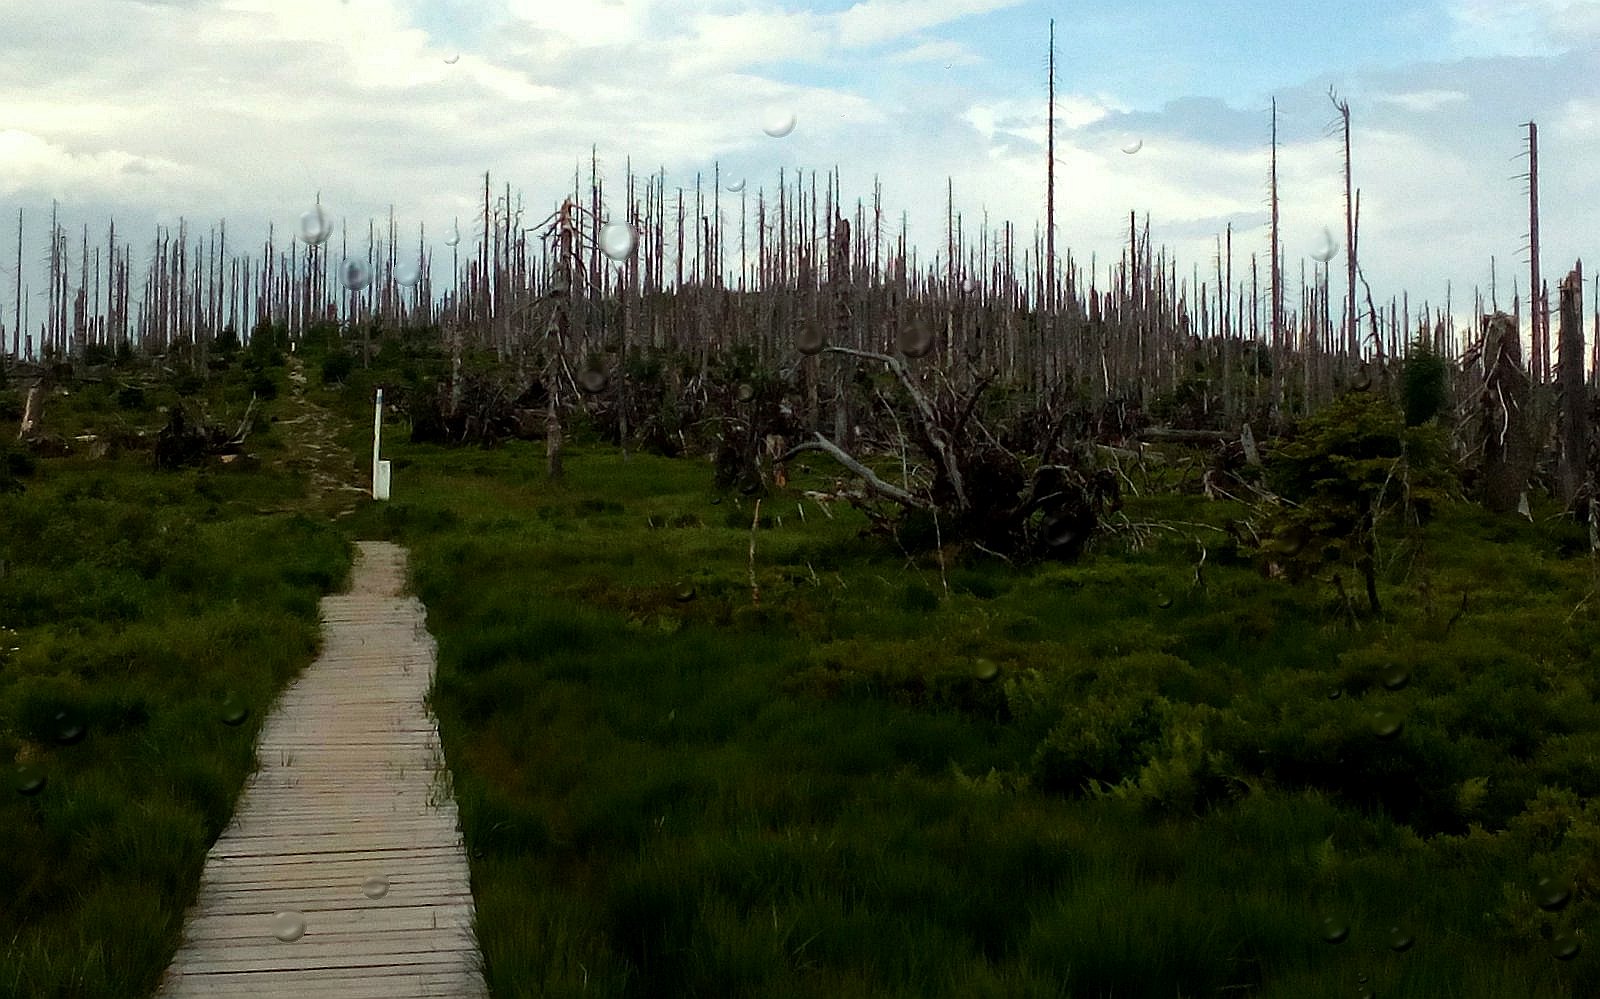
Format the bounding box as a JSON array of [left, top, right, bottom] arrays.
[[0, 349, 351, 998], [5, 326, 1600, 998]]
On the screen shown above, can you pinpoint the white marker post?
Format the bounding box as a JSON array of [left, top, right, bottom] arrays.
[[372, 388, 391, 500]]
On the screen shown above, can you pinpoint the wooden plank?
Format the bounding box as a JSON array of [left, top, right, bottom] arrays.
[[158, 542, 488, 998]]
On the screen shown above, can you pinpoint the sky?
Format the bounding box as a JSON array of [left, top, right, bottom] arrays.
[[2, 0, 1599, 348]]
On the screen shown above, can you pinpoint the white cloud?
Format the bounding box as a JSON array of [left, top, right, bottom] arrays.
[[1374, 89, 1469, 112], [0, 130, 188, 196], [887, 40, 981, 67], [836, 0, 1026, 49]]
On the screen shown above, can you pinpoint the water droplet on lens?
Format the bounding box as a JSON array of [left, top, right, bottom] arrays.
[[445, 221, 461, 247], [1312, 227, 1339, 263], [221, 693, 249, 727], [13, 763, 46, 797], [271, 911, 306, 942], [1156, 594, 1172, 609], [340, 258, 372, 292], [896, 324, 933, 358], [444, 53, 460, 65], [1536, 876, 1572, 912], [710, 497, 722, 505], [393, 260, 420, 287], [1387, 924, 1414, 952], [736, 383, 755, 402], [727, 179, 746, 193], [1328, 689, 1342, 700], [675, 585, 696, 602], [796, 325, 825, 355], [762, 107, 796, 138], [54, 710, 86, 746], [739, 479, 761, 496], [973, 658, 999, 682], [1320, 916, 1350, 944], [1369, 710, 1403, 740], [362, 875, 390, 899], [298, 206, 331, 246], [1552, 929, 1581, 960], [1043, 514, 1080, 549], [960, 277, 978, 294], [1381, 666, 1410, 691], [600, 222, 637, 261], [579, 369, 608, 395], [1120, 137, 1143, 154]]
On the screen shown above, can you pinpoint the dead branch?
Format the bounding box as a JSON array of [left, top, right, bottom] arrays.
[[784, 433, 932, 510]]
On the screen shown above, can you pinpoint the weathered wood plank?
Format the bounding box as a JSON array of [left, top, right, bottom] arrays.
[[158, 542, 487, 998]]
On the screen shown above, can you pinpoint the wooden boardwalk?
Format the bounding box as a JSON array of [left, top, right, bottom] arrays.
[[158, 542, 488, 998]]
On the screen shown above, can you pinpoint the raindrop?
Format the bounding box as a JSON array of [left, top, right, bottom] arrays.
[[1552, 929, 1581, 960], [1535, 876, 1573, 912], [220, 694, 249, 727], [896, 324, 933, 358], [1380, 666, 1410, 691], [393, 260, 420, 287], [973, 659, 999, 682], [727, 179, 746, 193], [796, 325, 825, 355], [271, 911, 306, 942], [340, 258, 372, 292], [13, 763, 46, 797], [1042, 514, 1081, 550], [762, 107, 797, 138], [1387, 924, 1415, 952], [960, 277, 979, 294], [736, 383, 756, 403], [675, 585, 696, 603], [299, 206, 331, 246], [600, 222, 637, 262], [54, 710, 86, 746], [1320, 916, 1350, 944], [445, 221, 461, 247], [578, 369, 608, 395], [444, 54, 460, 65], [362, 875, 390, 900], [1369, 710, 1404, 740], [1121, 137, 1143, 154], [1312, 227, 1339, 263]]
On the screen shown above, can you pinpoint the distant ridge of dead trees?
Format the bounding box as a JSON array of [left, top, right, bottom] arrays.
[[4, 141, 1600, 527]]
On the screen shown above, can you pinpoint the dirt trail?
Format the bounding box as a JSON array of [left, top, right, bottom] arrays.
[[266, 356, 369, 519]]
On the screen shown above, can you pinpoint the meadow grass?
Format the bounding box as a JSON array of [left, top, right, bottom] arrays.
[[324, 388, 1600, 999], [11, 338, 1600, 997], [1, 359, 352, 998]]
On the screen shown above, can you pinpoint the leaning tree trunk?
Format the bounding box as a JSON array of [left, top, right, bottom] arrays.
[[1479, 311, 1536, 514]]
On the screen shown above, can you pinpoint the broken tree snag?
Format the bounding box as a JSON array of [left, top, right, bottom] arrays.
[[1477, 311, 1537, 514], [1557, 264, 1587, 508]]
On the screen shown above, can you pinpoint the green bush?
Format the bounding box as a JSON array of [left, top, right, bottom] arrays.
[[320, 350, 356, 385]]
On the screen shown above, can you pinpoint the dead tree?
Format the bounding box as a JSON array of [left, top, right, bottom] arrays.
[[1557, 263, 1587, 508], [1473, 312, 1537, 513], [783, 346, 1119, 558]]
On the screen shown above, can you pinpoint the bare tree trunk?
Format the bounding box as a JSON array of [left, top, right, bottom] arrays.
[[1558, 263, 1587, 507], [1481, 312, 1536, 513]]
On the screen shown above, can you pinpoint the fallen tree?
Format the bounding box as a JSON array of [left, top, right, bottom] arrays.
[[783, 346, 1121, 559]]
